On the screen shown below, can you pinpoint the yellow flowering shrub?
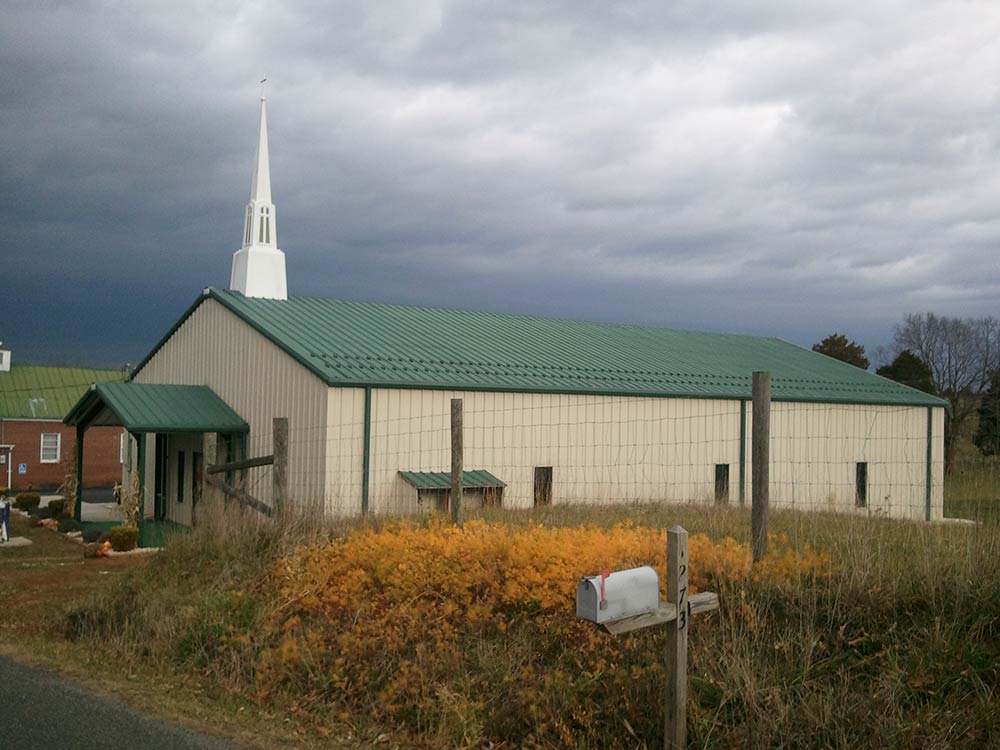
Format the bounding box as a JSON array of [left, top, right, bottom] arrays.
[[255, 520, 830, 746]]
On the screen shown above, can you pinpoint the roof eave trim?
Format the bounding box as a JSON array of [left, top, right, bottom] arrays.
[[326, 379, 947, 408]]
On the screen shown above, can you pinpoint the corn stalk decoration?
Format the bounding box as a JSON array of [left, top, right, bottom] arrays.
[[62, 443, 79, 520], [120, 469, 141, 528]]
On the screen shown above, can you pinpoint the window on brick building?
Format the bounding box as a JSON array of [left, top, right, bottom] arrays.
[[40, 433, 61, 463]]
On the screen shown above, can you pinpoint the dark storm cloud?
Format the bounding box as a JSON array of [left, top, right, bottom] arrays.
[[2, 0, 1000, 366]]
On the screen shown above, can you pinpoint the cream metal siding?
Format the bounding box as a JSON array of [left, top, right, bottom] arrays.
[[364, 389, 743, 515], [931, 406, 945, 520], [759, 403, 944, 520], [354, 388, 944, 521], [325, 387, 366, 516], [134, 299, 329, 508]]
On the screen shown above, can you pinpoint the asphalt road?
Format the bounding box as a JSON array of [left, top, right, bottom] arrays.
[[0, 655, 231, 750]]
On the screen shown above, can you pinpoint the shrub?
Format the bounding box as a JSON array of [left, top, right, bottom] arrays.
[[57, 518, 83, 534], [36, 507, 53, 520], [47, 498, 65, 515], [14, 492, 40, 512], [256, 519, 830, 745], [0, 486, 8, 497], [109, 525, 139, 552], [82, 528, 103, 544]]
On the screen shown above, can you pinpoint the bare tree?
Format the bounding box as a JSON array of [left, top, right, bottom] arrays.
[[893, 313, 1000, 470]]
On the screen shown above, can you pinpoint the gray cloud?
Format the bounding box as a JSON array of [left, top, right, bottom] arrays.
[[2, 0, 1000, 366]]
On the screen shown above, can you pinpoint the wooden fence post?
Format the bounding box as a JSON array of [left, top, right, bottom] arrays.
[[201, 432, 217, 519], [272, 417, 288, 515], [665, 526, 689, 750], [451, 398, 463, 528], [752, 371, 771, 562]]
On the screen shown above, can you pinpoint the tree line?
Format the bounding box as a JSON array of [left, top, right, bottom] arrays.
[[811, 315, 1000, 470]]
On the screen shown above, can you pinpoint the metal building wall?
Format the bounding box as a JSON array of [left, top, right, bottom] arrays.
[[324, 386, 366, 516], [343, 387, 945, 521], [764, 402, 944, 520], [134, 299, 330, 507], [362, 389, 742, 515]]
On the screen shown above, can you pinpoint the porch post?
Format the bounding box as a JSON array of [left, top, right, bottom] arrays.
[[74, 425, 84, 522], [135, 432, 146, 521]]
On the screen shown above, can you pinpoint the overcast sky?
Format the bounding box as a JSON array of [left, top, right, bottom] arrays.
[[3, 1, 1000, 368]]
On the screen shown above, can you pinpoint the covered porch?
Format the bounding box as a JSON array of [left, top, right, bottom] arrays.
[[64, 382, 249, 537]]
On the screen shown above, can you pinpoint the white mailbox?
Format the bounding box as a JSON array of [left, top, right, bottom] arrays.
[[576, 566, 659, 624]]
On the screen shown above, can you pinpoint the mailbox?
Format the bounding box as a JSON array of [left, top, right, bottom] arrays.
[[576, 566, 659, 624]]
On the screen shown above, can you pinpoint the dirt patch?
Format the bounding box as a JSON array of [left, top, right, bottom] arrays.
[[0, 514, 149, 638]]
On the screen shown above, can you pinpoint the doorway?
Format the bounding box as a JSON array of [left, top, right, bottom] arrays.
[[534, 466, 553, 506], [714, 464, 730, 505]]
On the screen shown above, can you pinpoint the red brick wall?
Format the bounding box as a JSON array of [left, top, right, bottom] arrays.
[[0, 420, 123, 491]]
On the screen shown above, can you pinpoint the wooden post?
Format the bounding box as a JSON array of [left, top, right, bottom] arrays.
[[272, 417, 288, 515], [578, 527, 718, 748], [74, 426, 84, 523], [450, 398, 463, 528], [665, 526, 688, 750], [751, 371, 771, 562], [201, 432, 217, 522]]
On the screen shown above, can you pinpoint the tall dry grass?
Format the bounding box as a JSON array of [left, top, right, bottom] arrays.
[[66, 500, 1000, 749]]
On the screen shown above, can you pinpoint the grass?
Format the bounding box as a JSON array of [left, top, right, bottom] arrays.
[[945, 458, 1000, 524], [58, 498, 1000, 750]]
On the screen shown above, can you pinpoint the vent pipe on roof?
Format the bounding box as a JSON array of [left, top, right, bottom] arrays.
[[0, 342, 9, 373]]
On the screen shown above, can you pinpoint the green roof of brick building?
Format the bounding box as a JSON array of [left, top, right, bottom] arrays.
[[134, 289, 946, 408], [0, 365, 123, 419]]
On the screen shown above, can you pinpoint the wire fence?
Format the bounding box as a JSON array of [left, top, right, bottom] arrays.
[[227, 392, 950, 523]]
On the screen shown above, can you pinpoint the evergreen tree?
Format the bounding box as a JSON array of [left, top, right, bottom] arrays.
[[812, 333, 870, 369], [875, 350, 936, 395], [975, 371, 1000, 456]]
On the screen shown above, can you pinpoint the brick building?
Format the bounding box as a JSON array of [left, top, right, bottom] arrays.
[[0, 351, 124, 491]]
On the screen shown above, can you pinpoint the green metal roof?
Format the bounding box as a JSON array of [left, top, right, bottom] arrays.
[[134, 289, 946, 408], [0, 365, 123, 419], [399, 470, 506, 490], [64, 382, 248, 434]]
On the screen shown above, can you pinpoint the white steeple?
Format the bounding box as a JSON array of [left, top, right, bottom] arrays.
[[230, 82, 287, 300]]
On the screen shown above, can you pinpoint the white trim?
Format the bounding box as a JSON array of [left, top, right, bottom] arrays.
[[40, 433, 61, 463]]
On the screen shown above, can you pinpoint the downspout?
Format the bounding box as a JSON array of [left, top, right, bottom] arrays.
[[739, 400, 747, 507], [361, 387, 372, 515]]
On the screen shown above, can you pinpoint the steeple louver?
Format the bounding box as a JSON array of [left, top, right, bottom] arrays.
[[230, 88, 287, 300]]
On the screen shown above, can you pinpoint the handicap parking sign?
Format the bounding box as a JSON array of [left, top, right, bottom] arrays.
[[18, 464, 26, 475]]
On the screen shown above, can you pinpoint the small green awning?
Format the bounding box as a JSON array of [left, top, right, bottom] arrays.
[[64, 382, 249, 434], [399, 470, 506, 490]]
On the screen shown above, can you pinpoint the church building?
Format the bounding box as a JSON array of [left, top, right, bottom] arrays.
[[65, 94, 947, 526]]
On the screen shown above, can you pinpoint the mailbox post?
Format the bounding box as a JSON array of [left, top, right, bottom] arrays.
[[576, 526, 719, 750]]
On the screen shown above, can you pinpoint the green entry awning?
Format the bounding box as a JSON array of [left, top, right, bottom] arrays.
[[64, 382, 248, 434], [399, 470, 506, 490]]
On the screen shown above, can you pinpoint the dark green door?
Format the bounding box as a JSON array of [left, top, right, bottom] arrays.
[[153, 435, 168, 521]]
